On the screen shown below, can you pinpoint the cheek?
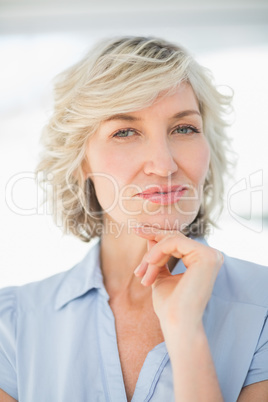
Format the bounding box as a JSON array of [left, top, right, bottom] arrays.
[[100, 151, 133, 186], [183, 138, 210, 185], [87, 146, 138, 211], [88, 144, 123, 179], [93, 145, 143, 191]]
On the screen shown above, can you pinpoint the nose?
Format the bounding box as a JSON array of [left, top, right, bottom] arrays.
[[143, 137, 178, 177]]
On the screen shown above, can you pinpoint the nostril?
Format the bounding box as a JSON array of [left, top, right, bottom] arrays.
[[144, 162, 178, 177], [143, 148, 178, 176]]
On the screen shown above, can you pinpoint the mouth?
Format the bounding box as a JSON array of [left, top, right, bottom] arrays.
[[134, 185, 188, 205]]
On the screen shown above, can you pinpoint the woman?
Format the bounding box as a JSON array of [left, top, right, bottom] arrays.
[[0, 36, 268, 402]]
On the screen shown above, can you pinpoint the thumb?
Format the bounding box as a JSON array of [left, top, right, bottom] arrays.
[[147, 239, 156, 251]]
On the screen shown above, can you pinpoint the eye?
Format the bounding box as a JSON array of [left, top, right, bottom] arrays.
[[113, 129, 136, 138], [172, 125, 200, 135]]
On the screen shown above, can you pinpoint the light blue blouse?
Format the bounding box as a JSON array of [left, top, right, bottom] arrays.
[[0, 237, 268, 402]]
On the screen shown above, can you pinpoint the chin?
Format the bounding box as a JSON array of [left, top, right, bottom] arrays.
[[135, 213, 197, 232]]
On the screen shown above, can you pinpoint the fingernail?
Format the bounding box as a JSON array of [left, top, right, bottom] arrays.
[[134, 264, 141, 274], [141, 271, 150, 285], [134, 261, 148, 276], [141, 276, 147, 285]]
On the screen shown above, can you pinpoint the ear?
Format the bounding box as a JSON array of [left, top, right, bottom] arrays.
[[81, 157, 92, 181]]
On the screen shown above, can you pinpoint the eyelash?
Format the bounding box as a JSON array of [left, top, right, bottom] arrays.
[[173, 125, 201, 135], [112, 125, 201, 139]]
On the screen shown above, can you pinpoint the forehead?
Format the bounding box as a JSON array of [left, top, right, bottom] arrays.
[[141, 84, 199, 115], [104, 84, 200, 123], [103, 84, 199, 123]]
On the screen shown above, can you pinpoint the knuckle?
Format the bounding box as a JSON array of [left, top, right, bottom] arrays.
[[208, 248, 224, 267]]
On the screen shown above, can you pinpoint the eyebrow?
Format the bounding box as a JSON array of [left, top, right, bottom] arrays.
[[104, 109, 201, 122]]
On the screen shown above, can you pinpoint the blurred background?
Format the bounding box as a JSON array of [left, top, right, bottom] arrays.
[[1, 0, 268, 286]]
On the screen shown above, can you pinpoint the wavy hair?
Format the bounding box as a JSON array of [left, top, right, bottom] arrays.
[[37, 36, 233, 241]]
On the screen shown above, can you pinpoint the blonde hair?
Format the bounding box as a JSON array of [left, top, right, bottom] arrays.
[[37, 36, 233, 241]]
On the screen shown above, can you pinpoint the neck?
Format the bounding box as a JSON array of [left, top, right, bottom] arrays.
[[100, 219, 147, 296], [99, 216, 178, 299]]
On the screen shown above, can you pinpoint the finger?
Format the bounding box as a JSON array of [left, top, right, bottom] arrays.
[[145, 235, 194, 266], [145, 235, 223, 274], [134, 260, 148, 277], [147, 239, 156, 250], [141, 263, 171, 286], [134, 240, 156, 277]]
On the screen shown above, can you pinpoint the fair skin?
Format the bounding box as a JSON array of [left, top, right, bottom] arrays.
[[85, 84, 268, 401], [2, 85, 267, 401], [85, 84, 209, 234]]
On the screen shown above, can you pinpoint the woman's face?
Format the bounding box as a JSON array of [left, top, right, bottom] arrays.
[[84, 83, 210, 233]]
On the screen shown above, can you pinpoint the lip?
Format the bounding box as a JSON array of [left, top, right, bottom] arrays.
[[135, 185, 188, 205]]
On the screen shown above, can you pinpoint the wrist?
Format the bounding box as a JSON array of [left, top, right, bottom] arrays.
[[161, 315, 205, 352], [160, 308, 203, 335]]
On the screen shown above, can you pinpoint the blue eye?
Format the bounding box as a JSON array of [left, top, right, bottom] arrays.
[[113, 129, 136, 138], [173, 125, 200, 135]]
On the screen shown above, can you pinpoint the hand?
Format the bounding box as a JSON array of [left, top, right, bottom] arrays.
[[134, 227, 223, 329]]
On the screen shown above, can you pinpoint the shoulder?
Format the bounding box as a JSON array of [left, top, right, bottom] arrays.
[[212, 252, 268, 308], [202, 251, 268, 400], [0, 238, 101, 314], [0, 287, 18, 337], [193, 236, 268, 307], [0, 268, 73, 316]]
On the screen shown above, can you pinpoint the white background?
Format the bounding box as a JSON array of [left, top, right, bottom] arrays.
[[0, 0, 268, 287]]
